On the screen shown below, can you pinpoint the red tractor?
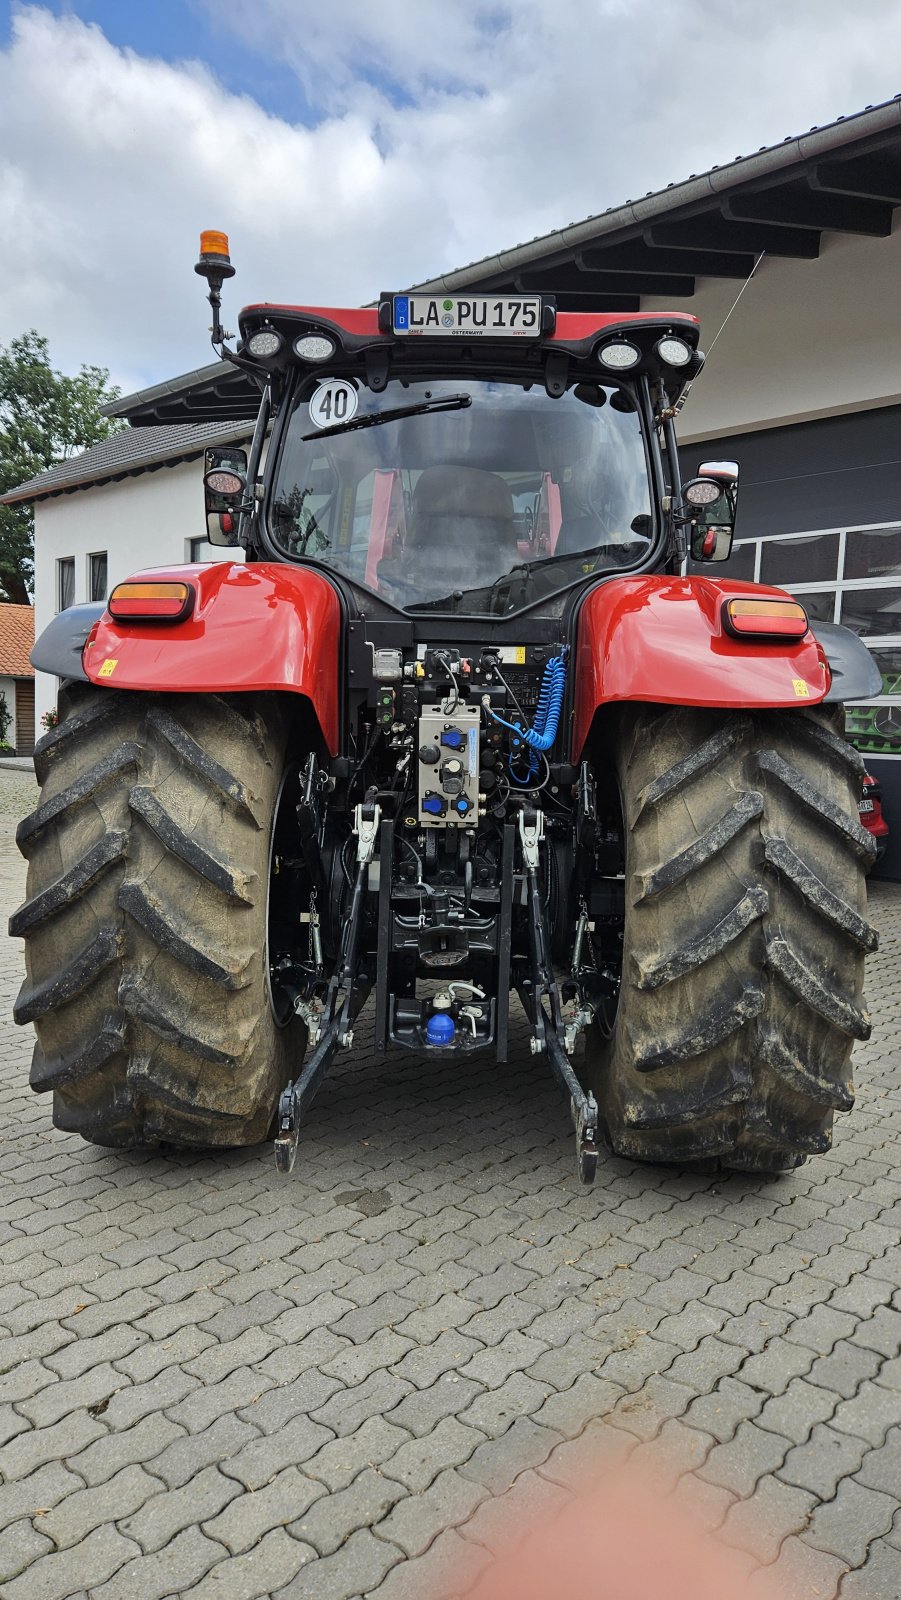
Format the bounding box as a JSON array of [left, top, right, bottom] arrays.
[[13, 233, 881, 1182]]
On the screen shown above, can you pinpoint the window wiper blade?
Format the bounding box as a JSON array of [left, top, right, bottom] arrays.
[[301, 392, 472, 442]]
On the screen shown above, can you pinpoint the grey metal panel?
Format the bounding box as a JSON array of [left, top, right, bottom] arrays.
[[814, 623, 883, 701], [683, 406, 901, 538], [31, 603, 106, 682]]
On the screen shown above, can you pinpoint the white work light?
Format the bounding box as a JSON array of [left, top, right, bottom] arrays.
[[656, 336, 692, 367], [294, 334, 337, 362], [246, 329, 284, 359], [598, 341, 641, 371]]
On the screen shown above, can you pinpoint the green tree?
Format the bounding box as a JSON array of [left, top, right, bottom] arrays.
[[0, 332, 123, 605]]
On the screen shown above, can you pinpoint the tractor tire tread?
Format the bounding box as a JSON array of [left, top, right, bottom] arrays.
[[585, 703, 874, 1171], [13, 686, 305, 1149]]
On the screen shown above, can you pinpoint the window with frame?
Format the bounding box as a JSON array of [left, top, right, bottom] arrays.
[[88, 551, 108, 602], [726, 521, 901, 758], [188, 537, 221, 563], [57, 558, 75, 612]]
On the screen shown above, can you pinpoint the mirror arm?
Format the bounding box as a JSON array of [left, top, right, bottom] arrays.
[[660, 401, 686, 565]]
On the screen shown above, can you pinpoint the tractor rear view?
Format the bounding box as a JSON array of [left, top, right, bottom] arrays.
[[13, 233, 881, 1183]]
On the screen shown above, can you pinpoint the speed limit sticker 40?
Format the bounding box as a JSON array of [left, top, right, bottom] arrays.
[[309, 380, 358, 430]]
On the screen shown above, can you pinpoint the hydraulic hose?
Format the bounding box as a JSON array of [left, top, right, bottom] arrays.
[[488, 653, 566, 753]]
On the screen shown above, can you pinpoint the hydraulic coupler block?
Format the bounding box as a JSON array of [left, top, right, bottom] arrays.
[[417, 705, 481, 827]]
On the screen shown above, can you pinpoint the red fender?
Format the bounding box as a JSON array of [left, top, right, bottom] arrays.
[[85, 562, 342, 754], [571, 575, 829, 760]]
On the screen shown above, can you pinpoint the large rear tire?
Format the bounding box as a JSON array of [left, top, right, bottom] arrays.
[[11, 684, 308, 1148], [583, 704, 877, 1171]]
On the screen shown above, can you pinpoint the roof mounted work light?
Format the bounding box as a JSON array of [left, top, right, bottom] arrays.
[[294, 334, 337, 362], [598, 341, 641, 371], [656, 335, 692, 367], [246, 328, 284, 360]]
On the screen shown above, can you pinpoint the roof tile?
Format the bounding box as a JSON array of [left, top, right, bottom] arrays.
[[0, 604, 35, 679], [1, 422, 252, 507]]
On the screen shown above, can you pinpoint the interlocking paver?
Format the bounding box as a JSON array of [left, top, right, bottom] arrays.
[[367, 1527, 492, 1600], [805, 1478, 897, 1567], [88, 1526, 227, 1600], [290, 1466, 405, 1555], [382, 1415, 488, 1491], [120, 1464, 240, 1552], [720, 1476, 817, 1563], [856, 1426, 901, 1496], [831, 1379, 901, 1446], [273, 1525, 401, 1599], [699, 1420, 792, 1496], [2, 1525, 139, 1600], [189, 1528, 317, 1599], [202, 1467, 326, 1554], [838, 1540, 901, 1600], [457, 1416, 560, 1494], [778, 1423, 871, 1499], [0, 1520, 53, 1587], [37, 1464, 163, 1550], [1, 784, 900, 1600], [762, 1534, 848, 1600], [804, 1340, 884, 1399], [374, 1466, 487, 1557], [0, 1461, 82, 1528], [0, 1411, 108, 1481], [304, 1417, 414, 1491]]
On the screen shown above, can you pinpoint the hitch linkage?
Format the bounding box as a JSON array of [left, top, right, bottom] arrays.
[[518, 809, 600, 1186], [273, 802, 378, 1174]]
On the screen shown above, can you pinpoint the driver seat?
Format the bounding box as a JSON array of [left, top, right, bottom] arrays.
[[400, 466, 518, 594]]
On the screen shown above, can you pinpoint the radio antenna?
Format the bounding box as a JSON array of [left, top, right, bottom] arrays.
[[668, 250, 765, 419], [704, 249, 766, 361]]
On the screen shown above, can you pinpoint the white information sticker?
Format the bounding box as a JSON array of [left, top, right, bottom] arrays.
[[309, 380, 358, 431]]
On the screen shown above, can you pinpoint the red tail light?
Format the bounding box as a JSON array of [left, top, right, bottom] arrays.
[[723, 597, 809, 640], [108, 582, 194, 623]]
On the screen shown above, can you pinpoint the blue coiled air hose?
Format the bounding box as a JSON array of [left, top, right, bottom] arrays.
[[488, 652, 567, 755]]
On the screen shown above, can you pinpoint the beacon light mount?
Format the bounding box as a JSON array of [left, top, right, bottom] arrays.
[[194, 229, 236, 348]]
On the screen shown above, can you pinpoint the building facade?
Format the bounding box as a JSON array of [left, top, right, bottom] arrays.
[[5, 98, 901, 872]]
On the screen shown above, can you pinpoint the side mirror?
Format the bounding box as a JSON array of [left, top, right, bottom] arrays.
[[203, 446, 248, 546], [686, 460, 739, 563]]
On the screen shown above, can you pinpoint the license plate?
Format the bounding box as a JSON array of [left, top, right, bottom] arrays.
[[393, 294, 542, 337], [859, 799, 874, 813]]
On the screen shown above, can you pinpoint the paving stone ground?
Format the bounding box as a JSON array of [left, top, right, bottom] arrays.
[[1, 765, 900, 1598]]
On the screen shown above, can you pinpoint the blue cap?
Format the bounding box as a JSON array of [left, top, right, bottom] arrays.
[[426, 1012, 455, 1045]]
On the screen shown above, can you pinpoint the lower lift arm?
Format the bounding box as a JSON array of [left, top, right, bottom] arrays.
[[273, 801, 378, 1174], [517, 809, 600, 1186]]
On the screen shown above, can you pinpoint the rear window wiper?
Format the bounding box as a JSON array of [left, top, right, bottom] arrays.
[[301, 392, 472, 442]]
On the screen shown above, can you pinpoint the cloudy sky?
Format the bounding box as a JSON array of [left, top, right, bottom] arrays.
[[2, 0, 900, 396]]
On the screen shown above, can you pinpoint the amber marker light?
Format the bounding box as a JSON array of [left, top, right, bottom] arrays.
[[723, 597, 809, 640], [108, 582, 194, 623]]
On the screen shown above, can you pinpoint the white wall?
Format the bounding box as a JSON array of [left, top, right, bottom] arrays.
[[33, 458, 241, 725], [644, 222, 901, 443], [0, 676, 17, 745]]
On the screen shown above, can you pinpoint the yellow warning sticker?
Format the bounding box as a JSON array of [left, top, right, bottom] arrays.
[[792, 678, 810, 698], [98, 658, 118, 678]]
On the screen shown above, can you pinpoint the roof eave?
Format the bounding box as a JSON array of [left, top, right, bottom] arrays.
[[408, 97, 901, 293]]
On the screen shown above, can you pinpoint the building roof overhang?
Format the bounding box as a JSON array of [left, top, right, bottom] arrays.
[[91, 94, 901, 433]]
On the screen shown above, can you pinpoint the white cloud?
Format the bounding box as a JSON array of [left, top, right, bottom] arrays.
[[1, 1, 900, 392]]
